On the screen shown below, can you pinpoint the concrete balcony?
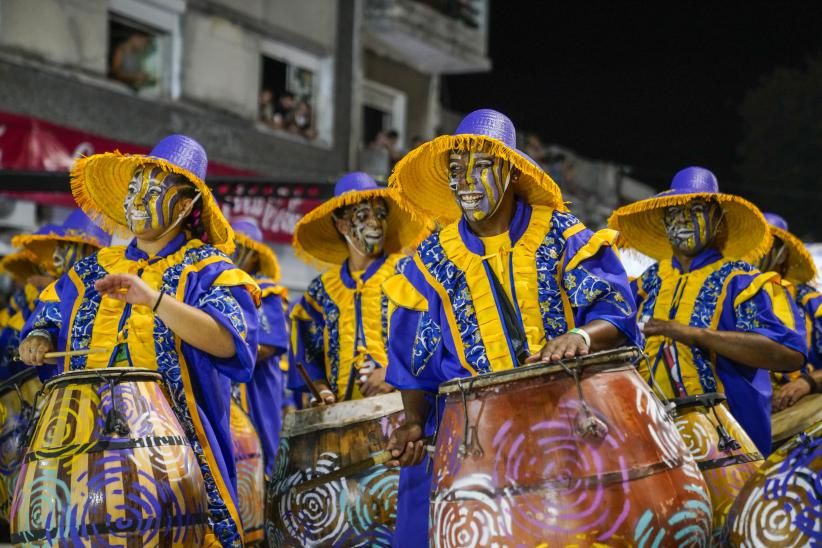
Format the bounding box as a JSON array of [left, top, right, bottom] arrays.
[[363, 0, 491, 74]]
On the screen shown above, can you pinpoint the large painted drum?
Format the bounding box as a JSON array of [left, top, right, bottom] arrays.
[[771, 393, 822, 448], [723, 420, 821, 546], [0, 368, 42, 521], [10, 368, 208, 546], [432, 348, 714, 546], [266, 391, 404, 547], [672, 393, 763, 536], [231, 399, 265, 545]]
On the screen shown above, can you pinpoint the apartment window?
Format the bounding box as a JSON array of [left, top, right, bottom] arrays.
[[358, 80, 406, 180]]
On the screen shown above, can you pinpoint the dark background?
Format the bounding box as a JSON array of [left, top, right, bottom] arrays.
[[443, 2, 822, 238]]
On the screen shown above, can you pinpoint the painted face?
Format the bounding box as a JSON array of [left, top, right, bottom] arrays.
[[231, 241, 259, 273], [758, 236, 788, 275], [663, 198, 724, 256], [449, 150, 514, 222], [338, 198, 388, 257], [52, 241, 95, 275], [124, 165, 188, 234]]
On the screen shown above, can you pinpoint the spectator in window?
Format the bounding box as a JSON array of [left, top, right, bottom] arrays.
[[272, 92, 296, 129], [292, 99, 317, 140], [259, 89, 275, 126], [110, 30, 156, 90]]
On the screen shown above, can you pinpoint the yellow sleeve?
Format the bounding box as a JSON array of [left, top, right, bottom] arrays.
[[382, 274, 427, 312]]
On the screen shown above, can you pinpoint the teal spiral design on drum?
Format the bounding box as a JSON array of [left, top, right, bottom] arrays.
[[633, 482, 712, 548], [346, 465, 398, 544], [18, 467, 70, 535]]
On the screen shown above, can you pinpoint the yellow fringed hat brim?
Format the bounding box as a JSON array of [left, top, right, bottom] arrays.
[[388, 134, 566, 223], [70, 152, 235, 254], [11, 233, 107, 275], [0, 250, 40, 284], [608, 191, 772, 261], [235, 232, 281, 282], [771, 226, 817, 284], [293, 188, 428, 268]]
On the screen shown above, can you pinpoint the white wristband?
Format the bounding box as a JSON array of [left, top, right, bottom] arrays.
[[568, 327, 591, 348]]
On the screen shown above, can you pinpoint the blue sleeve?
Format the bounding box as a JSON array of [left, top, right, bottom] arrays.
[[258, 293, 288, 355], [287, 294, 327, 392], [385, 305, 444, 393], [21, 300, 62, 343], [732, 282, 807, 356]]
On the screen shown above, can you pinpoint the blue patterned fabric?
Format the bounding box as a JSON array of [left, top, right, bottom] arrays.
[[305, 277, 341, 394]]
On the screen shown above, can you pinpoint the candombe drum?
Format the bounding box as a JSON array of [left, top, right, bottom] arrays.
[[723, 420, 822, 546], [231, 399, 265, 545], [672, 393, 763, 536], [431, 348, 713, 546], [771, 393, 822, 448], [10, 368, 209, 545], [0, 368, 42, 520], [266, 391, 404, 547]]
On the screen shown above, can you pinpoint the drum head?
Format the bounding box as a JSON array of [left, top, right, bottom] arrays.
[[0, 367, 40, 396], [282, 391, 403, 437], [438, 347, 642, 395], [44, 367, 162, 390], [672, 392, 727, 411]]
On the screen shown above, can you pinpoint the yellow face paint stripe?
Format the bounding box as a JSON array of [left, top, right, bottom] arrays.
[[465, 152, 477, 191], [479, 167, 497, 211]]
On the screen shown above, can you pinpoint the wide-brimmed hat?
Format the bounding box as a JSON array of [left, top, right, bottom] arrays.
[[293, 172, 426, 267], [389, 109, 566, 223], [759, 212, 817, 284], [12, 209, 111, 274], [0, 250, 41, 285], [231, 218, 280, 281], [70, 134, 235, 253], [608, 166, 771, 261]]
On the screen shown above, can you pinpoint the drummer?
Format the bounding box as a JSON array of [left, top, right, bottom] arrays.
[[288, 172, 426, 404], [17, 135, 261, 548], [609, 167, 806, 456], [229, 218, 289, 477], [382, 109, 640, 544], [755, 212, 822, 411]]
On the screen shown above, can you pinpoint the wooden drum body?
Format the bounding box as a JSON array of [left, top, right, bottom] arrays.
[[772, 393, 822, 448], [230, 399, 265, 545], [0, 368, 42, 521], [723, 420, 821, 546], [10, 368, 208, 546], [672, 393, 763, 536], [266, 392, 404, 547], [431, 348, 713, 547]]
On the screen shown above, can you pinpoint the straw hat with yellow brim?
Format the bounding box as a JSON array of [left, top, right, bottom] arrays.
[[0, 250, 41, 285], [608, 166, 771, 262], [70, 134, 235, 254], [12, 209, 111, 274], [388, 109, 566, 223], [759, 212, 817, 285], [293, 172, 426, 267], [231, 218, 280, 282]]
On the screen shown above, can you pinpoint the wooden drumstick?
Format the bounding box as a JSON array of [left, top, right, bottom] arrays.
[[294, 450, 393, 493], [295, 362, 325, 404], [14, 347, 107, 362]]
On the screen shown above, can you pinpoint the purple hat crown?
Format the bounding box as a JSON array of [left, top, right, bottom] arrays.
[[455, 109, 516, 148], [763, 212, 788, 232], [231, 218, 263, 242], [59, 209, 111, 247], [664, 166, 720, 195], [334, 172, 381, 197], [148, 135, 208, 182]]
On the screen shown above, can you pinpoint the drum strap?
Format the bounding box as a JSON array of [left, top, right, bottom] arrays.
[[484, 262, 529, 365]]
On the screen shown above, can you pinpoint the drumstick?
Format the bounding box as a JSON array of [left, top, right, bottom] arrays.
[[295, 362, 324, 403], [294, 450, 392, 493], [14, 347, 108, 362]]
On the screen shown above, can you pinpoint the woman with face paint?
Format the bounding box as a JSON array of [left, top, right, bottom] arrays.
[[288, 172, 427, 406], [17, 135, 261, 547], [382, 109, 640, 545], [609, 167, 807, 456], [753, 213, 822, 411]]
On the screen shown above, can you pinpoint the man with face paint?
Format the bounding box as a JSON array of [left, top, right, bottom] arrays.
[[382, 109, 639, 544], [288, 172, 426, 406], [752, 213, 822, 411], [609, 166, 806, 456], [17, 135, 261, 547]]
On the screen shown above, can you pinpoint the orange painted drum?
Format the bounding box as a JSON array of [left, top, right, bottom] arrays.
[[9, 368, 209, 546], [432, 348, 714, 546], [723, 420, 822, 546], [672, 393, 763, 537], [230, 399, 265, 545], [266, 391, 404, 547], [0, 368, 42, 521]]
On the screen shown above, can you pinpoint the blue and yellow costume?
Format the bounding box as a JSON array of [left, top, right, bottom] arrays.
[[21, 136, 259, 547], [610, 168, 806, 456], [288, 172, 426, 401], [384, 109, 640, 544], [0, 250, 44, 379]]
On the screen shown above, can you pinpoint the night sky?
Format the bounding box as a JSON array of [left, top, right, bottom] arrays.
[[444, 3, 822, 192]]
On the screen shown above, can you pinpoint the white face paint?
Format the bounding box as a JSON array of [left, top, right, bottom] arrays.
[[448, 150, 514, 222]]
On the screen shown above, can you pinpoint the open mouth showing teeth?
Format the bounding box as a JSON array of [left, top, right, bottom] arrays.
[[459, 192, 483, 208]]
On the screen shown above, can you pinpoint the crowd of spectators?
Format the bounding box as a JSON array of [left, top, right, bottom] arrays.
[[259, 89, 317, 140]]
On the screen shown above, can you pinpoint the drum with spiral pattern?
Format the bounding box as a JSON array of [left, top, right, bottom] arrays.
[[432, 348, 714, 546], [9, 368, 208, 546], [672, 393, 763, 538], [0, 368, 42, 521], [231, 399, 265, 545], [265, 391, 404, 547], [723, 420, 821, 546]]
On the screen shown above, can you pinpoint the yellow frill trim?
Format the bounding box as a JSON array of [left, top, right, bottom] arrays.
[[389, 134, 566, 224], [771, 226, 817, 285], [70, 152, 235, 254]]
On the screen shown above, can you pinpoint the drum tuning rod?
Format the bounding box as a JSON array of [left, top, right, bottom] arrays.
[[294, 450, 393, 493]]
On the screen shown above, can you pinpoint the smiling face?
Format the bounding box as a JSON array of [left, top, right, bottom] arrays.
[[51, 241, 95, 275], [663, 198, 724, 256], [124, 165, 189, 236], [334, 198, 388, 258], [449, 150, 514, 222]]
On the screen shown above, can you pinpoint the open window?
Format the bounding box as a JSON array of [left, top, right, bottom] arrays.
[[358, 80, 406, 180]]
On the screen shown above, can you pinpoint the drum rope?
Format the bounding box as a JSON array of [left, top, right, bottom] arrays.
[[554, 357, 609, 439], [19, 387, 45, 452], [636, 349, 676, 419], [455, 377, 483, 458], [93, 369, 131, 436]]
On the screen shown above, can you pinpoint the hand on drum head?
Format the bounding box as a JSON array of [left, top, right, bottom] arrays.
[[18, 334, 54, 365], [357, 366, 394, 397], [386, 422, 425, 467], [310, 389, 336, 407], [774, 378, 812, 411], [525, 331, 589, 364]]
